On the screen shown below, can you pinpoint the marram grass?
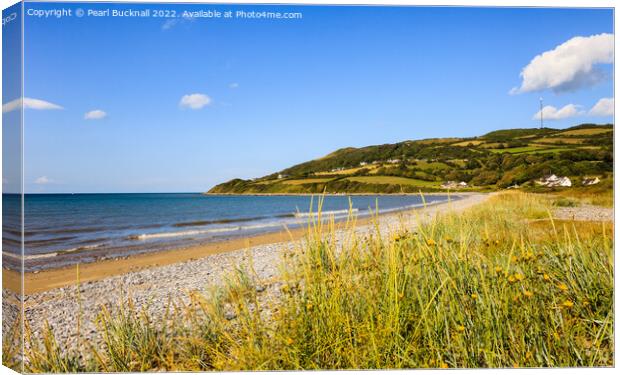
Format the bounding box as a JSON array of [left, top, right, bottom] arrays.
[[15, 192, 614, 371]]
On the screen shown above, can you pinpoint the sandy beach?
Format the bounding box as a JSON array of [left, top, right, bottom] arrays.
[[7, 193, 489, 351]]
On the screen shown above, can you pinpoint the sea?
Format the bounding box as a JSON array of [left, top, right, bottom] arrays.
[[2, 193, 455, 271]]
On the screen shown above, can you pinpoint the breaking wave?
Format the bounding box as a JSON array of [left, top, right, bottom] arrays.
[[128, 221, 287, 241], [294, 208, 359, 218]]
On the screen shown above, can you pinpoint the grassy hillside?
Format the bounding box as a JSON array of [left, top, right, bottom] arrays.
[[207, 124, 613, 194]]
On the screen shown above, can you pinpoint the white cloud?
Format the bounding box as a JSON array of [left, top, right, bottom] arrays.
[[24, 98, 63, 110], [179, 93, 212, 110], [35, 176, 52, 185], [511, 33, 613, 94], [229, 82, 239, 89], [532, 104, 583, 121], [2, 97, 63, 113], [84, 109, 107, 120], [589, 97, 614, 117]]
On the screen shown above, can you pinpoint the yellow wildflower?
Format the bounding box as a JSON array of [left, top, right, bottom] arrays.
[[523, 290, 533, 298], [457, 325, 466, 332], [440, 362, 449, 369], [543, 274, 551, 282], [495, 266, 503, 273], [286, 337, 294, 345], [523, 251, 534, 261], [426, 239, 436, 246], [471, 293, 478, 300], [557, 283, 569, 292], [508, 275, 516, 283], [514, 273, 525, 281], [562, 300, 574, 308]]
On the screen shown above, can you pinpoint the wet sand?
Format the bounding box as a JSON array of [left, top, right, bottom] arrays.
[[6, 223, 321, 294]]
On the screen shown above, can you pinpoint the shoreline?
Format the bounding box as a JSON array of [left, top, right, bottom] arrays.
[[4, 193, 480, 295], [5, 224, 311, 295], [202, 191, 484, 196]]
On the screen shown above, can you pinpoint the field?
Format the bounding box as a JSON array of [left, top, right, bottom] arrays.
[[537, 137, 586, 145], [283, 178, 334, 185], [487, 146, 575, 155], [558, 128, 613, 136], [452, 140, 484, 147], [452, 140, 483, 147], [416, 137, 462, 144], [526, 147, 572, 154], [487, 146, 543, 154], [314, 166, 380, 176], [12, 191, 613, 371], [346, 176, 439, 187]]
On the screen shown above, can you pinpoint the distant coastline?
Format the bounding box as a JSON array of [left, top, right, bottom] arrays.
[[201, 192, 478, 196]]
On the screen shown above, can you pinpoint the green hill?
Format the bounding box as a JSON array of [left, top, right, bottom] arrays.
[[207, 124, 613, 194]]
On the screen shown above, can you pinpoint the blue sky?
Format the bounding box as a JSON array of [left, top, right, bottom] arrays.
[[10, 3, 615, 193]]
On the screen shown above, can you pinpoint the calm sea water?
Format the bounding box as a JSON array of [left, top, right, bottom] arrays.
[[2, 193, 454, 270]]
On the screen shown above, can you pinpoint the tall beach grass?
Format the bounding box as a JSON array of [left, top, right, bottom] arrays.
[[21, 192, 614, 371]]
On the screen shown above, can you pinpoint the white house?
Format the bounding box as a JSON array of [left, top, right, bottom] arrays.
[[441, 181, 468, 189], [441, 181, 457, 189], [557, 177, 572, 187], [582, 177, 600, 186], [536, 174, 571, 187]]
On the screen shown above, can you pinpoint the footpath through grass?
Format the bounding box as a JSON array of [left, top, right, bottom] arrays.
[[16, 192, 614, 371]]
